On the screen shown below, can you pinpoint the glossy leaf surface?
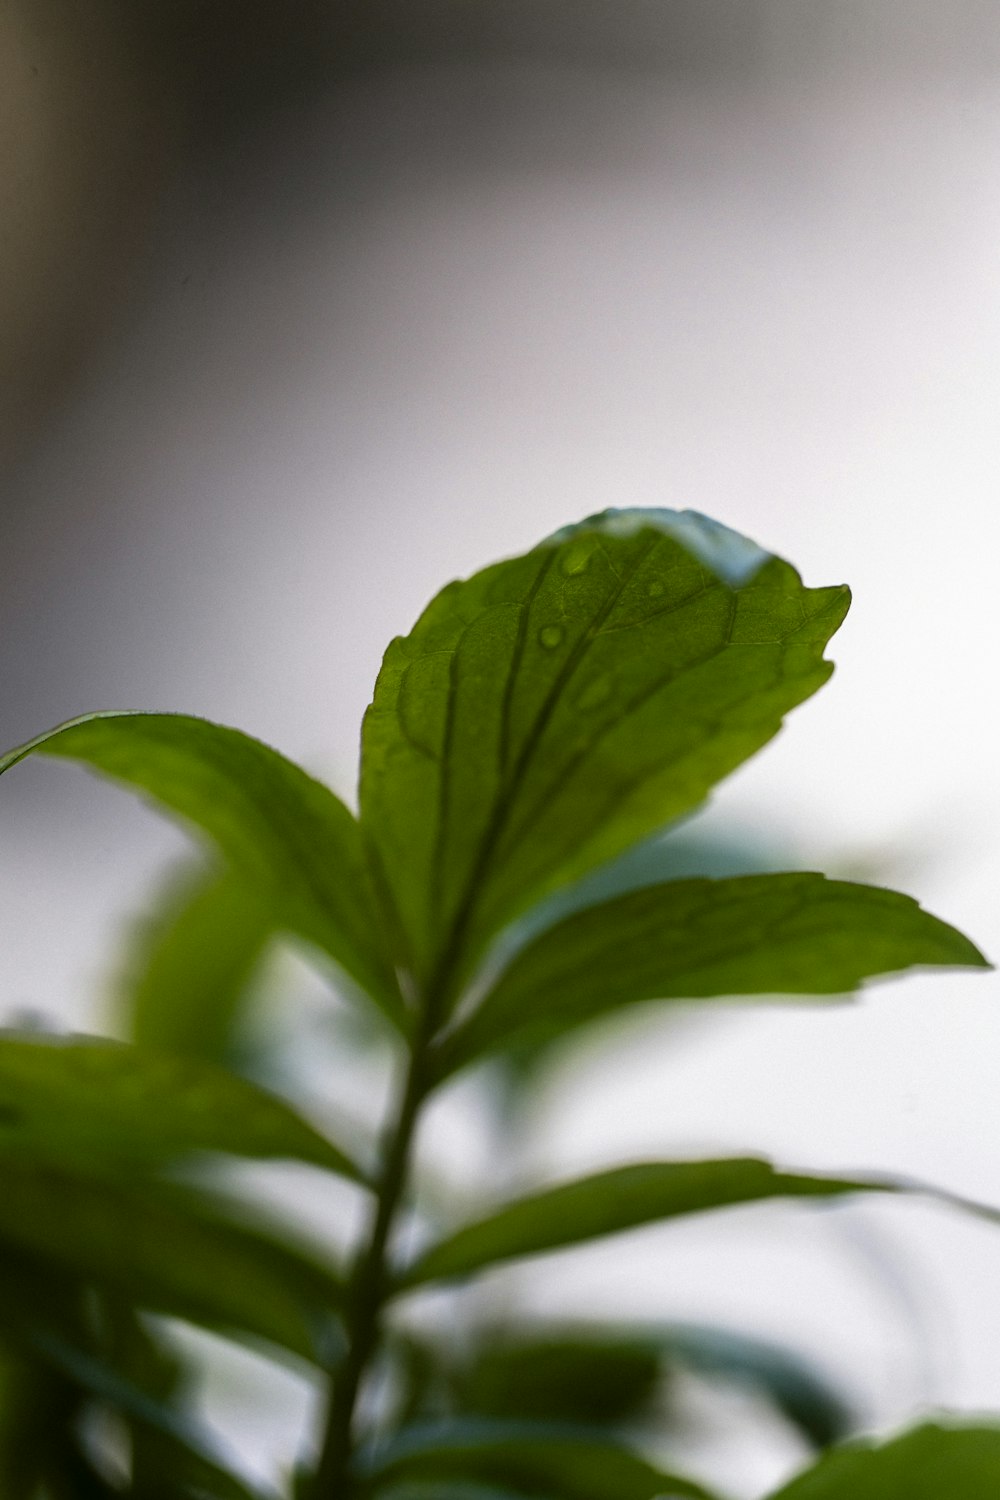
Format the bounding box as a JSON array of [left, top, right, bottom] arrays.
[[767, 1421, 1000, 1497], [358, 1419, 717, 1499], [399, 1158, 880, 1288], [0, 1034, 367, 1183], [0, 713, 402, 1021], [440, 874, 987, 1071], [361, 510, 849, 991]]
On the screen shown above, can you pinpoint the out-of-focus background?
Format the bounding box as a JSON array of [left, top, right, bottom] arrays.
[[3, 2, 1000, 1494]]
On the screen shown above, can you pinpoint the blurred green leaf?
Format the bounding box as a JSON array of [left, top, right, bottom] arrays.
[[0, 1284, 122, 1500], [23, 1327, 261, 1500], [405, 1319, 850, 1450], [119, 862, 273, 1065], [0, 712, 403, 1025], [398, 1159, 882, 1288], [360, 509, 848, 994], [0, 1345, 53, 1495], [766, 1421, 1000, 1497], [0, 1159, 341, 1364], [371, 1486, 549, 1500], [453, 1333, 661, 1428], [0, 1033, 369, 1183], [357, 1419, 718, 1498], [654, 1322, 852, 1449], [438, 874, 987, 1073]]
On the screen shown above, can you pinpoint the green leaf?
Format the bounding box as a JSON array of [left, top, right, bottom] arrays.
[[417, 1319, 850, 1449], [0, 1033, 368, 1184], [0, 1159, 342, 1364], [119, 862, 273, 1065], [654, 1322, 852, 1448], [23, 1328, 262, 1500], [373, 1487, 549, 1500], [398, 1158, 883, 1289], [0, 712, 403, 1024], [438, 873, 988, 1073], [456, 1333, 662, 1428], [357, 1419, 718, 1499], [360, 509, 849, 994], [766, 1421, 1000, 1498]]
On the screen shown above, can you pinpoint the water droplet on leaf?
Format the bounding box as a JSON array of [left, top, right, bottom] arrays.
[[538, 625, 564, 649]]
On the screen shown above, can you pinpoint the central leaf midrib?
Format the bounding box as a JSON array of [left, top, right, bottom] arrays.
[[427, 537, 660, 1000]]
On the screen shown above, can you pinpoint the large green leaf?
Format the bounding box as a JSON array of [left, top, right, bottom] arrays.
[[357, 1419, 717, 1499], [0, 713, 402, 1024], [766, 1421, 1000, 1498], [0, 1159, 341, 1364], [0, 1033, 368, 1183], [360, 510, 849, 997], [119, 862, 273, 1065], [398, 1158, 882, 1289], [438, 874, 988, 1073]]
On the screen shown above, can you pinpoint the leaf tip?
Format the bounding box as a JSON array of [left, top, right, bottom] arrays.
[[545, 507, 774, 587]]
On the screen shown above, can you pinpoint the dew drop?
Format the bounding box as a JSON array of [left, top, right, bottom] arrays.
[[560, 545, 591, 577], [576, 675, 613, 711], [538, 624, 564, 650]]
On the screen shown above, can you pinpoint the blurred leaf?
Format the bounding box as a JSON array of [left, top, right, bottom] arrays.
[[0, 1033, 369, 1183], [654, 1322, 852, 1449], [119, 862, 273, 1065], [357, 1418, 718, 1498], [0, 1159, 341, 1364], [408, 1319, 850, 1449], [438, 874, 987, 1073], [371, 1486, 549, 1500], [766, 1421, 1000, 1497], [0, 712, 403, 1024], [24, 1328, 261, 1500], [90, 1301, 246, 1500], [455, 1333, 661, 1427], [398, 1159, 882, 1288], [360, 509, 848, 993], [0, 1346, 52, 1495]]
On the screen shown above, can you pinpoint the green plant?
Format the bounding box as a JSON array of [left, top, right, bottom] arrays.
[[0, 508, 995, 1497]]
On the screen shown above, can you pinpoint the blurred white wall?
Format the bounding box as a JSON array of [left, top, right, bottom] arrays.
[[2, 4, 1000, 1494]]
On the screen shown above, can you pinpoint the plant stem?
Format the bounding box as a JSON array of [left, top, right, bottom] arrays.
[[311, 1030, 431, 1497]]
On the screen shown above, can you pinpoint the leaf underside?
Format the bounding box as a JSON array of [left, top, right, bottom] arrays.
[[0, 1033, 366, 1184], [119, 861, 273, 1066], [439, 872, 988, 1073], [0, 1160, 341, 1364], [399, 1157, 883, 1288], [0, 713, 402, 1025], [360, 511, 850, 996], [358, 1419, 718, 1499]]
